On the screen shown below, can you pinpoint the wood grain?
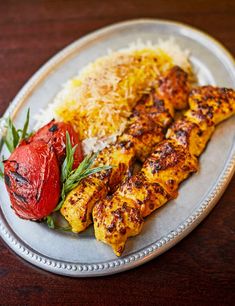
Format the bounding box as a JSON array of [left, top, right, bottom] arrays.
[[0, 0, 234, 305]]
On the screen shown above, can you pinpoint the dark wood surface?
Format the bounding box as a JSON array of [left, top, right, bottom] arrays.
[[0, 1, 234, 305]]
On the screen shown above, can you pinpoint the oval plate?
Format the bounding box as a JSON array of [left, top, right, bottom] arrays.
[[0, 19, 235, 277]]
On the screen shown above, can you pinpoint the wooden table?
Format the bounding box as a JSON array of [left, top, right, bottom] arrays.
[[0, 1, 234, 305]]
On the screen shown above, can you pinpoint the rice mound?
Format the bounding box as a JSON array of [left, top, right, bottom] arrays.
[[35, 38, 192, 154]]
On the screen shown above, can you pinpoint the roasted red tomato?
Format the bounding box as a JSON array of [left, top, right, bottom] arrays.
[[30, 120, 83, 168], [4, 141, 61, 220]]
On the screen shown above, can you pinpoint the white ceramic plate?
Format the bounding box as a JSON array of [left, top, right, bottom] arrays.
[[0, 19, 234, 277]]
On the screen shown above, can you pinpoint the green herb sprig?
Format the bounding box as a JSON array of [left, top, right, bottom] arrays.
[[45, 132, 112, 229], [0, 162, 3, 179], [0, 109, 31, 180], [45, 215, 71, 231], [55, 131, 112, 211], [4, 109, 30, 153]]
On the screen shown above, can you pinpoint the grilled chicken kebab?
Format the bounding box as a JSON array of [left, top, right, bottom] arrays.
[[93, 86, 235, 256], [61, 66, 190, 233]]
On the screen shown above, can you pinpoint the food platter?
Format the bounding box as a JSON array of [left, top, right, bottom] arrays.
[[0, 19, 234, 277]]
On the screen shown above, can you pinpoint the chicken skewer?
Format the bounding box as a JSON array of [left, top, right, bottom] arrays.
[[61, 66, 190, 233], [93, 86, 235, 256]]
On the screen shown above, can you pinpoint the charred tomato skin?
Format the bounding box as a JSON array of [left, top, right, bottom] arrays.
[[4, 140, 61, 220], [30, 120, 83, 168]]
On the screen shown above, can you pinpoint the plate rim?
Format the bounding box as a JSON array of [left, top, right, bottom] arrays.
[[0, 18, 234, 277]]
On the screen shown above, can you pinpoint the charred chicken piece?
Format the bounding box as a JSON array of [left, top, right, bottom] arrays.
[[167, 86, 235, 156], [157, 65, 190, 110], [188, 86, 235, 125]]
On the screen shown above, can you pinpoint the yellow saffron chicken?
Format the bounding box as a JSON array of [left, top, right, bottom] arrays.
[[93, 86, 235, 256], [61, 66, 190, 233]]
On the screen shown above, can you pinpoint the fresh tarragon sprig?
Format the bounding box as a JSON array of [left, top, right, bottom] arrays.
[[0, 109, 30, 179], [45, 132, 112, 229], [4, 109, 30, 153], [0, 162, 3, 180]]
